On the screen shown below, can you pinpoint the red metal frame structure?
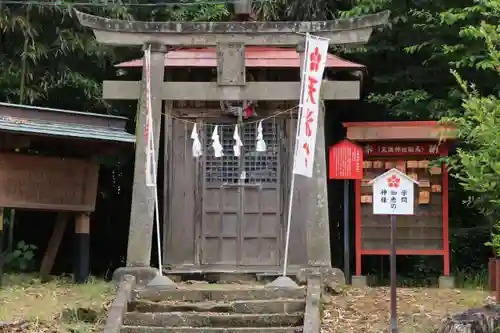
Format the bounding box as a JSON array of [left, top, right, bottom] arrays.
[[343, 121, 455, 278]]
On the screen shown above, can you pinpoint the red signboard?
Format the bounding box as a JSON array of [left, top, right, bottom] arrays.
[[329, 139, 363, 180], [363, 142, 445, 157]]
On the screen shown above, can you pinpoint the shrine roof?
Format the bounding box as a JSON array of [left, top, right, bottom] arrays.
[[0, 102, 135, 144], [116, 47, 365, 69], [343, 121, 456, 141]]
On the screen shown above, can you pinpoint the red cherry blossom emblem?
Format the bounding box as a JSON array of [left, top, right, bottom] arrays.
[[387, 175, 400, 188]]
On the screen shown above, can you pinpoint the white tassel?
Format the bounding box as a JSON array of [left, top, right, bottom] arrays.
[[256, 120, 267, 152], [190, 123, 202, 158], [211, 125, 224, 158], [233, 124, 243, 157]]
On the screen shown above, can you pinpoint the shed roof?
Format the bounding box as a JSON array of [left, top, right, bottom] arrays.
[[0, 102, 135, 144], [343, 121, 456, 141], [116, 47, 365, 69]]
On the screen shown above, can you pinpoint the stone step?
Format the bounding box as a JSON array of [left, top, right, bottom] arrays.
[[122, 312, 304, 328], [134, 287, 306, 302], [121, 327, 303, 333], [128, 299, 305, 314]]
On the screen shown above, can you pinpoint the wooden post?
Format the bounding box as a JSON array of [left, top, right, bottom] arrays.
[[0, 208, 4, 287], [496, 257, 500, 303], [74, 212, 90, 284], [40, 213, 68, 280], [488, 257, 496, 292], [441, 150, 450, 276]]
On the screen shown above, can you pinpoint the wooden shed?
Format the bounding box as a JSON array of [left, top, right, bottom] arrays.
[[0, 102, 135, 283]]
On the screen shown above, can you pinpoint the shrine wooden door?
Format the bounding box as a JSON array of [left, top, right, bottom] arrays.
[[201, 119, 283, 266]]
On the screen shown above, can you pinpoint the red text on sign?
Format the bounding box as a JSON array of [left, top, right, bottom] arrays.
[[307, 76, 318, 105], [305, 109, 314, 137], [309, 47, 321, 72], [303, 143, 310, 167]]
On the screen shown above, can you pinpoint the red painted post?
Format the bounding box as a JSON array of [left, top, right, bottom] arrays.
[[355, 179, 362, 276], [496, 257, 500, 303], [489, 258, 496, 293], [441, 151, 450, 277]]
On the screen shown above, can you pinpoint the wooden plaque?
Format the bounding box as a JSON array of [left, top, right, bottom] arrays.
[[0, 153, 99, 212], [359, 157, 444, 251]]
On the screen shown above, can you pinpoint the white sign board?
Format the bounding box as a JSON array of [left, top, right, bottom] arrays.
[[370, 168, 418, 215]]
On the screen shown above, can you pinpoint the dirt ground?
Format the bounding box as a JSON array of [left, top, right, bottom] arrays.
[[0, 274, 114, 333], [0, 275, 492, 333], [322, 287, 491, 333]]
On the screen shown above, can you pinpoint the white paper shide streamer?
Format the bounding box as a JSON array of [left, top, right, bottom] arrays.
[[233, 125, 243, 157], [191, 123, 202, 158], [256, 120, 267, 152], [211, 125, 224, 157]]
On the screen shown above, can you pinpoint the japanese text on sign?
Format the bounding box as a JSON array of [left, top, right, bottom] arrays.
[[293, 34, 330, 178], [329, 140, 363, 180], [371, 169, 417, 215], [364, 143, 442, 157]]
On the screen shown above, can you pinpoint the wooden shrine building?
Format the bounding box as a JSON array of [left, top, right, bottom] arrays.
[[75, 9, 391, 281], [0, 102, 134, 283], [111, 48, 365, 272]]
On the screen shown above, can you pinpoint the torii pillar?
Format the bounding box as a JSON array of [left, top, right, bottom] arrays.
[[75, 9, 390, 285]]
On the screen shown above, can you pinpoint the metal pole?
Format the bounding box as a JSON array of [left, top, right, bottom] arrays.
[[238, 103, 245, 266], [282, 105, 303, 276], [282, 161, 297, 277], [343, 179, 350, 284], [390, 214, 398, 333], [282, 35, 309, 277], [145, 46, 164, 277], [152, 155, 163, 276]]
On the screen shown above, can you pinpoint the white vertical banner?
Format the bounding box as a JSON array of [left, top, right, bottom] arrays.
[[144, 46, 155, 187], [292, 34, 329, 178], [282, 34, 330, 278]]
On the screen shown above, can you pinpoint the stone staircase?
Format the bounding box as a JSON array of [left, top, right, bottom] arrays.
[[107, 277, 310, 333]]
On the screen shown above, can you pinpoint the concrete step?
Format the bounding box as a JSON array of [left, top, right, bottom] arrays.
[[122, 312, 304, 328], [134, 287, 306, 302], [128, 299, 305, 314], [121, 327, 303, 333]]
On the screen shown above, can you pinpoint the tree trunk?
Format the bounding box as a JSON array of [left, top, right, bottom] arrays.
[[437, 305, 500, 333]]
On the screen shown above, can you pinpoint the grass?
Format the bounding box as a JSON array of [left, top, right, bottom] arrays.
[[0, 274, 115, 332], [322, 286, 491, 333]]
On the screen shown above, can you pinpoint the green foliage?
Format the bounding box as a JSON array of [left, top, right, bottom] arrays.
[[338, 0, 498, 121], [0, 0, 228, 111], [485, 228, 500, 256], [252, 0, 347, 21], [442, 12, 500, 254], [4, 240, 37, 271]]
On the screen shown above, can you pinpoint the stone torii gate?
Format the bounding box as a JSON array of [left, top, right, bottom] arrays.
[[75, 8, 390, 285]]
